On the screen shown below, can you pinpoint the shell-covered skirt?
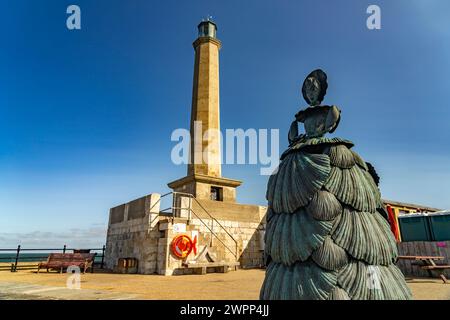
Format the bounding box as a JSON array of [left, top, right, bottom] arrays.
[[260, 137, 412, 300]]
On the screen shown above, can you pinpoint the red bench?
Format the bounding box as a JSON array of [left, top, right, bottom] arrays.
[[37, 253, 95, 274]]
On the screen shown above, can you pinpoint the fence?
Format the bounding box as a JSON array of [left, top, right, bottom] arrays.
[[397, 241, 450, 278], [0, 245, 106, 272]]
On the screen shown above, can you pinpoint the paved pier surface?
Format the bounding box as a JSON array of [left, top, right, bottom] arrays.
[[0, 281, 140, 300], [0, 269, 449, 300]]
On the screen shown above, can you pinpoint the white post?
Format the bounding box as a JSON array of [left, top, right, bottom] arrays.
[[179, 196, 192, 219], [147, 193, 161, 228]]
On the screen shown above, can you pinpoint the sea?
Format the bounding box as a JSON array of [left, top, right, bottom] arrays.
[[0, 253, 52, 263], [0, 252, 104, 264]]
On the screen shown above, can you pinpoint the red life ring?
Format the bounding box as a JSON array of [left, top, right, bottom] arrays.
[[171, 235, 194, 259]]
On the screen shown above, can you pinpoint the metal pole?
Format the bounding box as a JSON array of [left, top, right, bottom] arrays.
[[189, 196, 192, 221], [172, 192, 176, 223], [101, 245, 105, 269], [63, 244, 66, 253], [92, 253, 97, 273], [211, 219, 214, 247], [13, 245, 20, 272]]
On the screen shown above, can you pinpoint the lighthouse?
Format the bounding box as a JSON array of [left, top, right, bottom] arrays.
[[168, 18, 242, 202], [105, 20, 267, 276]]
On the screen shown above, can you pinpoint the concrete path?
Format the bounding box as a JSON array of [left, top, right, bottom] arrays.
[[0, 281, 141, 300]]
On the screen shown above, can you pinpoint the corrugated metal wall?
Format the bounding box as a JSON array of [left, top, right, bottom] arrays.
[[398, 212, 450, 242]]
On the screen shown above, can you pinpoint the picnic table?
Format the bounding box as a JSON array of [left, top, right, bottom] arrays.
[[398, 255, 450, 283]]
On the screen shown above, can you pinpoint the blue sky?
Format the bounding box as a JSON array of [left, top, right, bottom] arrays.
[[1, 0, 450, 248]]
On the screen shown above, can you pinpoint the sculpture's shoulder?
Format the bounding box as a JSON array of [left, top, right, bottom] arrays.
[[324, 105, 341, 133], [294, 105, 341, 138]]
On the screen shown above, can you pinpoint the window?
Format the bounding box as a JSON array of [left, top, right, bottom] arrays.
[[199, 24, 209, 37], [210, 186, 223, 201]]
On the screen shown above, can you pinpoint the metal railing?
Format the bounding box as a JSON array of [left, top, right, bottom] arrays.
[[158, 192, 239, 260], [1, 192, 240, 272], [0, 245, 106, 272]]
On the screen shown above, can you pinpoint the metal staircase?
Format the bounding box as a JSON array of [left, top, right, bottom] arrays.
[[154, 192, 239, 264]]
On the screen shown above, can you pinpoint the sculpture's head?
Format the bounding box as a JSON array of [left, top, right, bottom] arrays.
[[302, 69, 328, 106]]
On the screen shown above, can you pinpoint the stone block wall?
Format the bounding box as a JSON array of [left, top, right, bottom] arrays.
[[105, 193, 267, 276], [187, 217, 266, 267], [157, 207, 266, 275], [105, 194, 162, 274]]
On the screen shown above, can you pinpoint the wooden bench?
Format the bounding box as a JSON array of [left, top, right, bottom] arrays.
[[398, 255, 445, 261], [421, 265, 450, 270], [420, 263, 450, 284], [37, 253, 96, 274]]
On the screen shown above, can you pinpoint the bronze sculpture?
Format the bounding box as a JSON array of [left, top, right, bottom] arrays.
[[260, 69, 412, 300]]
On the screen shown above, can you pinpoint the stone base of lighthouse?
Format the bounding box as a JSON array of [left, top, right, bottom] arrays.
[[104, 192, 266, 275]]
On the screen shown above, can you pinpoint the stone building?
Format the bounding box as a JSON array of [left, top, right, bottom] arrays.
[[105, 19, 267, 275]]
